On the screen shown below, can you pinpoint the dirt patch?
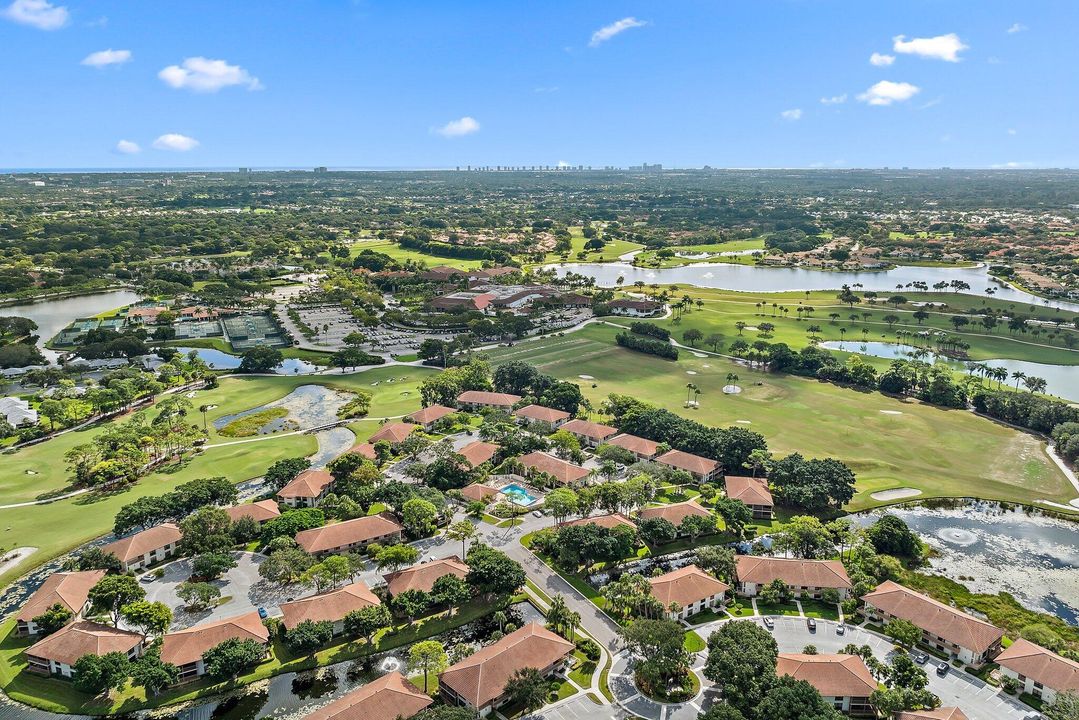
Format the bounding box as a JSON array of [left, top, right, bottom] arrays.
[[870, 488, 922, 501], [0, 547, 36, 575]]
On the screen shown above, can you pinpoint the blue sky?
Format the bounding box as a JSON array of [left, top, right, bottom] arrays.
[[2, 0, 1077, 169]]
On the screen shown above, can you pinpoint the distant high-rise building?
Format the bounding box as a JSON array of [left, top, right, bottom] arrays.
[[313, 166, 328, 173], [238, 167, 250, 174]]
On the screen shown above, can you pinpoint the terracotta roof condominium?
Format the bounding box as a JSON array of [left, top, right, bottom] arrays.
[[367, 422, 418, 445], [513, 404, 571, 424], [995, 638, 1079, 693], [458, 440, 499, 467], [606, 433, 660, 457], [561, 418, 618, 441], [103, 523, 182, 564], [456, 390, 522, 407], [638, 500, 712, 527], [305, 671, 433, 720], [277, 469, 335, 498], [439, 622, 574, 709], [384, 556, 469, 596], [26, 621, 142, 666], [223, 499, 281, 524], [734, 556, 852, 590], [160, 612, 269, 667], [518, 451, 590, 485], [775, 654, 878, 698], [408, 404, 457, 425], [280, 582, 381, 629], [18, 570, 106, 623], [648, 565, 729, 609], [724, 476, 774, 506], [560, 513, 637, 531], [657, 449, 719, 476], [895, 709, 970, 720], [460, 484, 499, 503], [295, 515, 404, 554], [347, 442, 377, 460], [862, 581, 1004, 654]]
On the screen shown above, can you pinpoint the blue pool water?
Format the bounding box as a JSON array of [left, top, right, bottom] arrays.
[[500, 483, 539, 507]]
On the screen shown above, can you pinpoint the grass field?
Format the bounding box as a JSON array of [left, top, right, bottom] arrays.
[[485, 324, 1076, 512], [348, 238, 487, 270], [632, 238, 767, 268], [643, 287, 1079, 367], [530, 227, 644, 266]]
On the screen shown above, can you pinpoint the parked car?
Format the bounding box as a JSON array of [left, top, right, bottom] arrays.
[[532, 510, 543, 517], [806, 618, 817, 632], [762, 617, 774, 629], [257, 607, 268, 619], [913, 653, 929, 665], [835, 624, 845, 635], [935, 662, 949, 676], [139, 574, 154, 584]]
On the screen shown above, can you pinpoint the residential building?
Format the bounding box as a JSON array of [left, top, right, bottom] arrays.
[[456, 390, 522, 411], [637, 500, 713, 534], [102, 522, 182, 572], [734, 556, 852, 600], [656, 449, 719, 483], [295, 515, 404, 556], [277, 469, 335, 508], [305, 671, 433, 720], [895, 709, 969, 720], [560, 418, 618, 447], [367, 421, 419, 446], [995, 638, 1079, 705], [518, 451, 590, 487], [439, 622, 574, 716], [429, 292, 495, 313], [280, 582, 382, 635], [420, 266, 468, 282], [775, 653, 877, 716], [17, 570, 106, 636], [0, 396, 38, 426], [648, 565, 729, 620], [605, 433, 660, 460], [862, 581, 1004, 666], [25, 621, 143, 678], [458, 440, 499, 468], [384, 556, 469, 597], [223, 499, 281, 526], [459, 483, 500, 505], [608, 299, 664, 317], [160, 612, 270, 682], [723, 475, 774, 519], [513, 404, 571, 427], [407, 404, 457, 430], [559, 513, 637, 532], [348, 442, 377, 461]]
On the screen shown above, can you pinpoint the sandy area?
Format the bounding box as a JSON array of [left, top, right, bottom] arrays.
[[879, 410, 903, 415], [722, 385, 742, 394], [870, 488, 922, 501], [0, 547, 36, 575]]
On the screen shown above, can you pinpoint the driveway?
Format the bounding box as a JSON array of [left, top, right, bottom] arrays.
[[141, 551, 311, 629], [694, 615, 1035, 720]]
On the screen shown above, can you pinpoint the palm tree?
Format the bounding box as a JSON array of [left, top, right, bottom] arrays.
[[686, 382, 698, 405], [726, 372, 739, 386], [1011, 371, 1027, 391], [1023, 376, 1047, 394]]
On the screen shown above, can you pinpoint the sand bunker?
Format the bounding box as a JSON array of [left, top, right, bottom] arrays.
[[880, 410, 903, 415], [722, 385, 742, 394], [692, 352, 707, 358], [0, 547, 36, 575], [736, 420, 752, 424], [578, 374, 595, 380], [686, 370, 698, 375], [870, 488, 922, 501]]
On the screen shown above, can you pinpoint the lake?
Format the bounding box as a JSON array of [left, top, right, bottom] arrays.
[[820, 340, 1079, 402], [855, 503, 1079, 624], [0, 289, 141, 361], [548, 261, 1079, 312], [174, 346, 319, 375]]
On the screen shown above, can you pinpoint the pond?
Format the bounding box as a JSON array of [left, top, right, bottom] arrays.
[[853, 502, 1079, 624], [213, 384, 352, 435], [0, 289, 142, 361], [172, 347, 319, 375], [819, 340, 1079, 402], [547, 261, 1079, 312]]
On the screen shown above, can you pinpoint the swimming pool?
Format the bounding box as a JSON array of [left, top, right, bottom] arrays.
[[500, 483, 539, 507]]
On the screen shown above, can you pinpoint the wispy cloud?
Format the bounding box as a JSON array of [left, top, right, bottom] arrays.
[[1006, 23, 1028, 34], [2, 0, 68, 30], [81, 49, 131, 68], [1007, 128, 1018, 135], [780, 108, 803, 121], [893, 33, 968, 62], [434, 116, 480, 138], [152, 133, 199, 151], [533, 86, 560, 94], [589, 17, 647, 47], [857, 80, 920, 106], [919, 98, 942, 110], [869, 52, 895, 67], [991, 161, 1033, 168], [819, 94, 847, 105], [115, 140, 141, 154], [159, 57, 262, 92]]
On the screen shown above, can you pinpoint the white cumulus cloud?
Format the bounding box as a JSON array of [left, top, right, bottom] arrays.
[[892, 33, 968, 62], [152, 133, 199, 151], [589, 17, 647, 47], [158, 57, 262, 92], [869, 52, 895, 66], [2, 0, 68, 30], [435, 117, 480, 138], [857, 80, 920, 106], [780, 108, 802, 121], [1007, 128, 1017, 135], [820, 94, 847, 105], [82, 48, 131, 68], [1006, 23, 1028, 34], [115, 140, 141, 154]]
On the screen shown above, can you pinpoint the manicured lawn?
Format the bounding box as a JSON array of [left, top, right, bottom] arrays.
[[756, 601, 801, 617], [726, 603, 756, 617], [683, 630, 706, 653], [348, 239, 487, 270], [633, 238, 766, 268], [568, 650, 597, 688], [800, 600, 841, 620], [528, 227, 644, 266], [485, 324, 1076, 513]]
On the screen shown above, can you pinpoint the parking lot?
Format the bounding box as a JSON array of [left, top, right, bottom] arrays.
[[694, 615, 1037, 720]]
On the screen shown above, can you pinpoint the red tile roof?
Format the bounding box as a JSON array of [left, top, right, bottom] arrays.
[[996, 638, 1079, 693], [724, 476, 774, 506], [561, 419, 618, 441], [657, 449, 719, 476], [103, 523, 182, 564], [277, 469, 335, 499], [560, 513, 637, 531], [223, 499, 281, 525], [459, 484, 500, 503], [295, 515, 403, 554], [638, 500, 712, 527], [776, 653, 878, 697], [648, 565, 729, 610], [280, 582, 381, 629], [384, 556, 469, 597], [305, 671, 432, 720], [606, 433, 660, 457], [457, 390, 521, 407], [347, 443, 377, 460], [408, 404, 457, 425], [735, 556, 851, 590], [863, 581, 1004, 655], [458, 440, 499, 467], [368, 422, 419, 445], [513, 404, 571, 424], [896, 709, 970, 720], [518, 452, 589, 485], [25, 621, 142, 667], [18, 570, 105, 623], [160, 612, 269, 667]]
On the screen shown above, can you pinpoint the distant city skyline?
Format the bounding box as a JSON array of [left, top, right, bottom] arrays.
[[2, 0, 1076, 169]]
